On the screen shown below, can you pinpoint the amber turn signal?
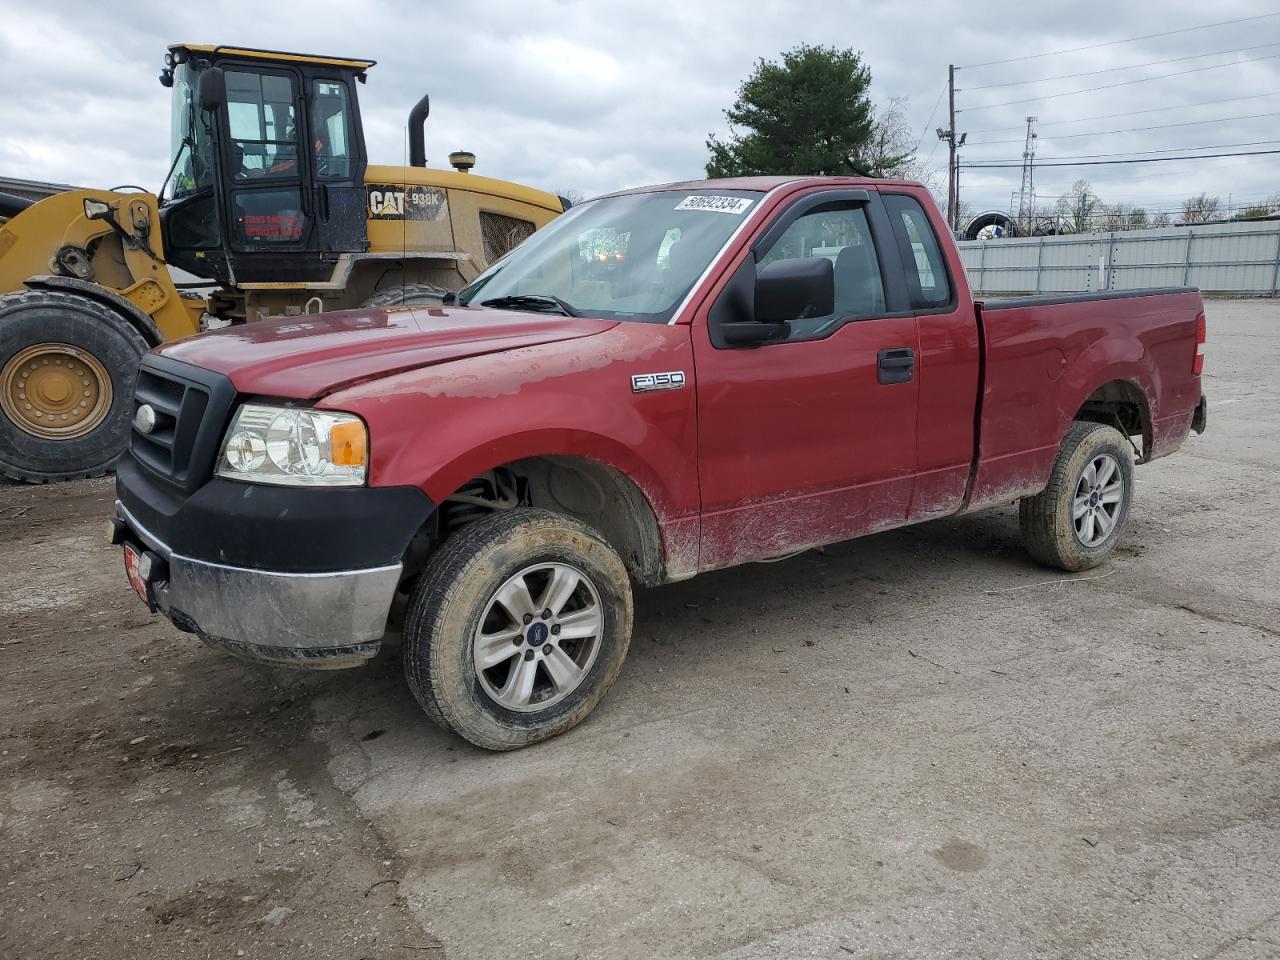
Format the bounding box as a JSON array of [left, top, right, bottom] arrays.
[[329, 419, 367, 467]]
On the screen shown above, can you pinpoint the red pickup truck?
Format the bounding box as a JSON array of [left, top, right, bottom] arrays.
[[112, 176, 1208, 750]]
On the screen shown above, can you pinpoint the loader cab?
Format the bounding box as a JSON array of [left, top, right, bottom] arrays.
[[158, 44, 373, 285]]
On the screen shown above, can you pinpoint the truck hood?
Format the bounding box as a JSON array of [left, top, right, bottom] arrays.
[[156, 305, 619, 398]]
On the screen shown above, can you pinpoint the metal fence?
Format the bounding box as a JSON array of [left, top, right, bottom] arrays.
[[957, 219, 1280, 296]]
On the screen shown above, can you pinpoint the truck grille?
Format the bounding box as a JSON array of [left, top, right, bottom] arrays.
[[129, 356, 236, 492]]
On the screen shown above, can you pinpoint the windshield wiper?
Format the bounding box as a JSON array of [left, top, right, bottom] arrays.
[[479, 294, 580, 317]]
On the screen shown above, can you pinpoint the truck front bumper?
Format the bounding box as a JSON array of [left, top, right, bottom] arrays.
[[114, 500, 402, 668]]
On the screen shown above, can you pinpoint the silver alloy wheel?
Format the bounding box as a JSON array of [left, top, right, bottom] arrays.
[[1073, 453, 1124, 547], [472, 562, 604, 712]]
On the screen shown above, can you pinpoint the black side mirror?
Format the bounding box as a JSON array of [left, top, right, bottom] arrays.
[[756, 256, 834, 323], [197, 67, 225, 112], [718, 256, 835, 346]]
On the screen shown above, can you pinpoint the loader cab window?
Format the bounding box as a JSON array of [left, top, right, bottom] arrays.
[[310, 80, 354, 178], [160, 63, 220, 254], [226, 71, 300, 181], [162, 63, 215, 200], [220, 68, 307, 247]]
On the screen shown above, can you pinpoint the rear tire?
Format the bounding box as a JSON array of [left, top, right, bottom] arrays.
[[0, 290, 148, 483], [363, 282, 451, 308], [403, 509, 633, 751], [1019, 421, 1134, 571]]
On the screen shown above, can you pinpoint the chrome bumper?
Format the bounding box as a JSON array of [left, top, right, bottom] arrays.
[[115, 500, 400, 668]]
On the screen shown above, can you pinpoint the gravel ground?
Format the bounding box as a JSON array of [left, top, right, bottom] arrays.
[[2, 298, 1277, 959]]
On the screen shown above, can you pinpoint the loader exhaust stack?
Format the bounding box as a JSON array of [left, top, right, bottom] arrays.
[[408, 93, 430, 167]]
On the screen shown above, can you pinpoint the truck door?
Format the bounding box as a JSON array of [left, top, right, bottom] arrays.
[[693, 190, 921, 570], [880, 192, 980, 522]]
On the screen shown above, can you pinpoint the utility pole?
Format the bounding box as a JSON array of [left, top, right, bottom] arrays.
[[937, 64, 967, 233]]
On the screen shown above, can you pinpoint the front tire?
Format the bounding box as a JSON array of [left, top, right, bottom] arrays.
[[363, 282, 451, 308], [403, 509, 633, 751], [1019, 421, 1134, 571], [0, 290, 148, 483]]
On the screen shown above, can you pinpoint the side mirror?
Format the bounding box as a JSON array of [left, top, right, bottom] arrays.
[[197, 67, 225, 112], [755, 257, 835, 324], [717, 256, 835, 347]]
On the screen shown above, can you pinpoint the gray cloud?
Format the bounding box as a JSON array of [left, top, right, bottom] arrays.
[[1, 0, 1276, 219]]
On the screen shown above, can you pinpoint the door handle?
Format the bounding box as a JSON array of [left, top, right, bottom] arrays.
[[877, 347, 915, 384]]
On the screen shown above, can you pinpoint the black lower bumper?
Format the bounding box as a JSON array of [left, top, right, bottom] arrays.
[[116, 454, 434, 573], [114, 456, 435, 666]]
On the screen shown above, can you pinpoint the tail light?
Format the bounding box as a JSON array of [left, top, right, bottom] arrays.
[[1193, 311, 1206, 376]]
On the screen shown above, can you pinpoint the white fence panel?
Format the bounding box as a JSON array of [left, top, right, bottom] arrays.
[[958, 220, 1280, 296]]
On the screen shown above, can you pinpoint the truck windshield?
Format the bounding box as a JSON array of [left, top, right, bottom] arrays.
[[162, 63, 215, 201], [457, 190, 761, 323]]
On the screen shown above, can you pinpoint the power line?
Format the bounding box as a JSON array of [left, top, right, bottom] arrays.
[[958, 52, 1280, 113], [970, 139, 1280, 162], [967, 111, 1280, 146], [965, 92, 1280, 134], [922, 134, 945, 169], [957, 12, 1280, 70], [967, 192, 1279, 210], [962, 148, 1280, 169], [959, 41, 1280, 91], [913, 85, 947, 151]]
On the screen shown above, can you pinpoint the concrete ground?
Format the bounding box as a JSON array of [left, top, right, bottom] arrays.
[[3, 299, 1278, 959]]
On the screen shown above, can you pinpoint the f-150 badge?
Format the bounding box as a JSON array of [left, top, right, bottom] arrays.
[[631, 371, 686, 393]]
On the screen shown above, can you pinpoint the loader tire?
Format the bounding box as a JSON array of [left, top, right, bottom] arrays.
[[0, 290, 147, 483], [363, 282, 451, 308], [1019, 421, 1134, 572], [403, 509, 633, 751]]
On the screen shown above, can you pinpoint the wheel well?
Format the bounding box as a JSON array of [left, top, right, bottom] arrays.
[[344, 258, 467, 308], [428, 456, 666, 587], [1075, 380, 1152, 460]]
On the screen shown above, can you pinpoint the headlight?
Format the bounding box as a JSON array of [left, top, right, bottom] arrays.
[[216, 403, 367, 487]]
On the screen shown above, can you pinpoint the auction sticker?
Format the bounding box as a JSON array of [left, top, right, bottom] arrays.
[[675, 195, 754, 214]]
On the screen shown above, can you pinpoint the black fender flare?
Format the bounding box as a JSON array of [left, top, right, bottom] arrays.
[[22, 274, 165, 346]]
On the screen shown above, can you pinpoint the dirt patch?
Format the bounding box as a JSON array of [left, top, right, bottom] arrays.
[[932, 839, 990, 872], [0, 478, 437, 959]]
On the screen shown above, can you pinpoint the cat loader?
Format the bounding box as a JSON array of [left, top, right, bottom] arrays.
[[0, 43, 566, 482]]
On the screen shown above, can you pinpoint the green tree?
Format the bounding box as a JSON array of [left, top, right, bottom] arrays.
[[706, 45, 875, 178]]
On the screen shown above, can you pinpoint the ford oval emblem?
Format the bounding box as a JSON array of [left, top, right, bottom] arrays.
[[134, 403, 157, 435]]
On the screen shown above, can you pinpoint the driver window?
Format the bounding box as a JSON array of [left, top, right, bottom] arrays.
[[226, 71, 299, 180], [310, 80, 354, 178], [757, 202, 885, 339]]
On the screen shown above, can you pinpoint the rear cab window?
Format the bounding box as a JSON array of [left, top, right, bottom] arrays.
[[883, 194, 952, 310]]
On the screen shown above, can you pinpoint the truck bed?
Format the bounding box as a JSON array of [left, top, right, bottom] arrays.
[[966, 286, 1205, 511]]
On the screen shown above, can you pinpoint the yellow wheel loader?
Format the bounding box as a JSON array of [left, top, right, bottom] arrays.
[[0, 44, 566, 483]]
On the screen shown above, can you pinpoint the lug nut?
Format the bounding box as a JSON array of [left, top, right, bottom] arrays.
[[541, 608, 552, 620], [542, 644, 552, 655], [512, 635, 523, 646], [523, 649, 535, 662], [551, 624, 561, 635], [522, 613, 533, 624]]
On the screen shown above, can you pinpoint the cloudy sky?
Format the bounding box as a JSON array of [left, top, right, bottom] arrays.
[[1, 0, 1277, 221]]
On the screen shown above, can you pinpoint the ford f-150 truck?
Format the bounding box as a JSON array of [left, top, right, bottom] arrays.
[[111, 176, 1208, 750]]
